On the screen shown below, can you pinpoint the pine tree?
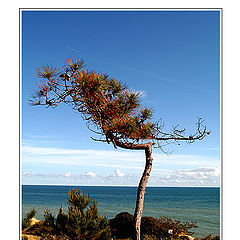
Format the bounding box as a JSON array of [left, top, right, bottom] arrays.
[[30, 58, 209, 240], [66, 188, 111, 240]]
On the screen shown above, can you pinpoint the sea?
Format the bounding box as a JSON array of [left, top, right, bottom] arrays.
[[22, 185, 220, 238]]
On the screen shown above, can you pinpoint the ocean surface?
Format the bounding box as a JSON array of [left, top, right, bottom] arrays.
[[22, 185, 220, 238]]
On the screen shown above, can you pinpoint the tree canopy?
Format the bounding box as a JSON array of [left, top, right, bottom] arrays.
[[30, 58, 209, 151]]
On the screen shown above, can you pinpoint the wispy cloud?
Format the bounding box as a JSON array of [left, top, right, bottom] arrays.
[[22, 145, 219, 172], [21, 142, 219, 186], [22, 166, 220, 187], [161, 166, 220, 186], [104, 61, 217, 95], [114, 169, 125, 177], [84, 171, 97, 178], [66, 46, 81, 54]]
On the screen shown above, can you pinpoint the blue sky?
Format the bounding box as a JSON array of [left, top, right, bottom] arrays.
[[21, 10, 220, 186]]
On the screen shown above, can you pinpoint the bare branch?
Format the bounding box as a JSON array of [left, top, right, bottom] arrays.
[[90, 137, 108, 143], [154, 118, 210, 148]]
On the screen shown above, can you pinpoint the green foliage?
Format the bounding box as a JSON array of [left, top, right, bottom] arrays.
[[31, 59, 157, 144], [109, 212, 198, 240], [43, 208, 55, 228], [141, 234, 158, 240], [22, 207, 37, 230], [197, 234, 220, 240], [141, 216, 197, 239], [31, 58, 209, 154], [68, 188, 90, 209], [55, 207, 68, 234], [23, 188, 111, 240], [66, 189, 111, 239]]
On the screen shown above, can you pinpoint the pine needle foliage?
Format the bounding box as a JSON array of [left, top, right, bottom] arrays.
[[66, 188, 111, 239], [30, 58, 209, 150], [30, 58, 157, 145], [22, 207, 36, 230], [43, 208, 55, 228], [22, 188, 111, 240]]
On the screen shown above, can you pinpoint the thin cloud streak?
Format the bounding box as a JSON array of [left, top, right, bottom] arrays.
[[22, 145, 219, 170], [66, 46, 81, 53]]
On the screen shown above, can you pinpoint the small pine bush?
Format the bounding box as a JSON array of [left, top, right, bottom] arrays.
[[43, 208, 55, 228], [22, 188, 111, 240], [55, 207, 68, 234], [66, 188, 111, 239], [22, 207, 37, 230]]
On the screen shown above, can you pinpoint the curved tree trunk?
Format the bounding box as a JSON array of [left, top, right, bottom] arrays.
[[114, 140, 153, 240], [133, 143, 153, 240]]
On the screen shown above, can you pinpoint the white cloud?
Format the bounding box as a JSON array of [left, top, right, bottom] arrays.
[[22, 172, 32, 177], [64, 172, 71, 177], [162, 166, 220, 186], [85, 171, 97, 178], [22, 165, 220, 187], [176, 167, 220, 179], [115, 169, 125, 177], [21, 143, 220, 186]]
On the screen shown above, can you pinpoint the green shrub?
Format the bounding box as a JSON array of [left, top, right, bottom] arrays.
[[22, 188, 111, 240], [198, 234, 220, 240], [22, 207, 37, 230], [66, 189, 111, 239], [43, 208, 55, 228], [141, 234, 159, 240], [55, 207, 68, 234], [141, 216, 198, 239], [109, 212, 198, 240]]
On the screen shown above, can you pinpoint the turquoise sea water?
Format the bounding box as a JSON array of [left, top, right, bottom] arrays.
[[22, 185, 220, 238]]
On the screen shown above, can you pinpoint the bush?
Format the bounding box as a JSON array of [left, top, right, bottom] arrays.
[[22, 188, 112, 240], [198, 234, 220, 240], [141, 216, 197, 239], [109, 212, 198, 240], [22, 207, 37, 230], [109, 212, 135, 239], [66, 188, 111, 239], [141, 234, 158, 240], [43, 208, 55, 228]]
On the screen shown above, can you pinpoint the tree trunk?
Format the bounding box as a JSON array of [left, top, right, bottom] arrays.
[[114, 140, 153, 240], [133, 143, 153, 240]]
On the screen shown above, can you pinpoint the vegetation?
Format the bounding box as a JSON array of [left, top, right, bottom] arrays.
[[22, 190, 220, 239], [22, 188, 111, 240], [22, 207, 37, 230], [197, 235, 220, 240], [30, 58, 210, 239], [109, 212, 198, 239]]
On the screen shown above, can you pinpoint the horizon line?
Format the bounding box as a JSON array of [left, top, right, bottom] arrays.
[[22, 183, 220, 188]]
